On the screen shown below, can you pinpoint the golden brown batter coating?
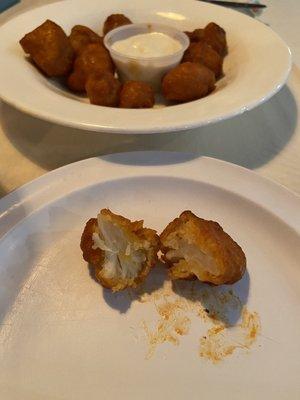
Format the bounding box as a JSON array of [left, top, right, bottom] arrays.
[[80, 209, 160, 291], [203, 22, 227, 57], [184, 28, 204, 43], [162, 62, 215, 103], [103, 14, 132, 35], [19, 19, 74, 77], [69, 25, 103, 55], [184, 23, 227, 58], [119, 81, 155, 108], [81, 218, 104, 267], [85, 73, 121, 106], [160, 211, 246, 285], [182, 41, 223, 79], [67, 43, 114, 92]]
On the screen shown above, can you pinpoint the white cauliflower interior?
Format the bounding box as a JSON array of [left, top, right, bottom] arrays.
[[92, 213, 147, 280], [165, 237, 220, 279]]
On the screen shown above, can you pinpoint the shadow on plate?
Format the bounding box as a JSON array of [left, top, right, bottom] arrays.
[[1, 77, 297, 171], [103, 151, 198, 166], [90, 261, 167, 314], [89, 253, 249, 324], [172, 269, 250, 326]]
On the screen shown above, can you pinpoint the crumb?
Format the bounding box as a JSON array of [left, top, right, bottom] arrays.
[[199, 307, 261, 363], [142, 305, 191, 359], [139, 280, 260, 363]]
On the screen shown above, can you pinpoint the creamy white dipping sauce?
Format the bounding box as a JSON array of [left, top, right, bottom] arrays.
[[111, 32, 182, 58]]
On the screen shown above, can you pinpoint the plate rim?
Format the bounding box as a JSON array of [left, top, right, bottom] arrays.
[[0, 0, 292, 134], [0, 152, 299, 239]]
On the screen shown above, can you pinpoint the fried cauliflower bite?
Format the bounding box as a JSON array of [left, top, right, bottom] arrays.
[[160, 211, 246, 285], [184, 28, 204, 43], [85, 72, 121, 107], [119, 81, 155, 109], [162, 62, 215, 103], [103, 14, 132, 35], [184, 23, 227, 58], [67, 43, 114, 92], [69, 25, 103, 55], [19, 19, 75, 77], [182, 41, 223, 79], [203, 22, 227, 57], [80, 209, 160, 291]]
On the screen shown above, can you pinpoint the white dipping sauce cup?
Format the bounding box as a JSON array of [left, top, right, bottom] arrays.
[[104, 23, 189, 91]]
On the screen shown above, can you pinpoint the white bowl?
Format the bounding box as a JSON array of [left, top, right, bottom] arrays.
[[104, 23, 189, 91], [0, 0, 292, 134]]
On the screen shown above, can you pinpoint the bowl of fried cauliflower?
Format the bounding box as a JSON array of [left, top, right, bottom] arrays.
[[0, 0, 291, 133]]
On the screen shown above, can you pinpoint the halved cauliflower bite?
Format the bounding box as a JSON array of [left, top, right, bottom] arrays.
[[160, 211, 246, 285], [80, 209, 159, 291]]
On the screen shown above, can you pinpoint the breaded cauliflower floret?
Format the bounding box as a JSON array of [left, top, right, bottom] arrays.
[[160, 211, 246, 285], [80, 209, 159, 291]]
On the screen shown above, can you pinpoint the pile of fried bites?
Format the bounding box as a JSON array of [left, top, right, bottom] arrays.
[[19, 14, 227, 108], [81, 209, 246, 292]]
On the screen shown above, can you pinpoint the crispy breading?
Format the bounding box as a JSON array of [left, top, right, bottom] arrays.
[[103, 14, 132, 35], [85, 72, 121, 107], [69, 25, 103, 55], [184, 29, 204, 43], [160, 211, 246, 285], [184, 23, 227, 58], [80, 209, 159, 291], [67, 43, 114, 92], [19, 19, 74, 77], [162, 62, 215, 103], [182, 41, 223, 79], [119, 81, 155, 109], [203, 22, 227, 58]]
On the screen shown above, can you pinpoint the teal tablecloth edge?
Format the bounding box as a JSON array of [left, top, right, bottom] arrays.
[[0, 0, 20, 13]]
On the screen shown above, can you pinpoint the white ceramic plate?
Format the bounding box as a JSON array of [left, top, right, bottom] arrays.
[[0, 0, 292, 134], [0, 152, 300, 399]]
